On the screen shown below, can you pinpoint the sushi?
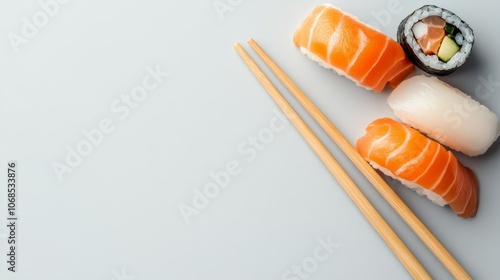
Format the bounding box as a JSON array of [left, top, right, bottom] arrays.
[[387, 75, 500, 156], [397, 5, 474, 75], [293, 4, 414, 93], [356, 118, 478, 218]]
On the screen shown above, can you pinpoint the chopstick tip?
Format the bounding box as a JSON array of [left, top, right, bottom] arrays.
[[233, 43, 245, 53]]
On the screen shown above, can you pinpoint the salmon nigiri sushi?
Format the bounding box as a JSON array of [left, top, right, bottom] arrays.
[[293, 4, 414, 92], [356, 118, 478, 218]]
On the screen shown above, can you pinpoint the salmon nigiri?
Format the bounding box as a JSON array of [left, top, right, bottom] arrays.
[[293, 4, 414, 92], [356, 118, 478, 218]]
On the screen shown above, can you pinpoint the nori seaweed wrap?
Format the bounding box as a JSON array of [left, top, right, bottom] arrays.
[[397, 5, 474, 75]]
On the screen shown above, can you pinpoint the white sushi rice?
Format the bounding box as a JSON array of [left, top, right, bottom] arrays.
[[368, 160, 448, 207], [402, 5, 474, 71], [455, 33, 464, 45]]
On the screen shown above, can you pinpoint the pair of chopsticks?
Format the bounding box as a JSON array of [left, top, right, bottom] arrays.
[[234, 38, 472, 279]]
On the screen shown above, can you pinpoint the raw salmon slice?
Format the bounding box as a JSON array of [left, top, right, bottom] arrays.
[[416, 16, 446, 55], [293, 4, 414, 93], [356, 118, 478, 218]]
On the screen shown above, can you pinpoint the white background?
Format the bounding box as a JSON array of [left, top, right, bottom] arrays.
[[0, 0, 499, 279]]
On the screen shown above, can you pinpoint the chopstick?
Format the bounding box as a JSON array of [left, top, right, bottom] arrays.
[[245, 38, 472, 280], [233, 43, 431, 279]]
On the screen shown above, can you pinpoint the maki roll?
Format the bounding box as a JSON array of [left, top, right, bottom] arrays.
[[397, 5, 474, 75]]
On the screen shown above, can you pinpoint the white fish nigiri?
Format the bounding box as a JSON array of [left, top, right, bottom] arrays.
[[387, 75, 500, 156]]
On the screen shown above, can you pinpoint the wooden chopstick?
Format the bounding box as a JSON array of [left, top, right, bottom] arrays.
[[245, 38, 472, 280], [234, 43, 431, 280]]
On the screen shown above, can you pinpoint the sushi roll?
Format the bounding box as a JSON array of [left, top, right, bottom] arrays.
[[293, 4, 414, 93], [387, 75, 500, 156], [356, 118, 478, 218], [397, 5, 474, 75]]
